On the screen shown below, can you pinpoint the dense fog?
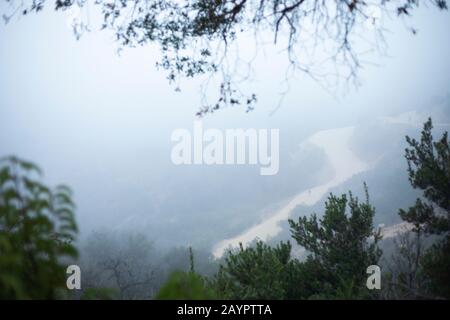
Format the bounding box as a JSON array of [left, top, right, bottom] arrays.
[[0, 2, 449, 300]]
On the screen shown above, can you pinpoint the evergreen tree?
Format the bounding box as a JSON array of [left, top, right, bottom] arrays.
[[212, 187, 382, 300], [399, 118, 450, 298], [288, 186, 382, 298]]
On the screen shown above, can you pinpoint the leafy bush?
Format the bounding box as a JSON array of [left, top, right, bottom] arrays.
[[0, 156, 78, 299], [156, 271, 217, 300], [213, 241, 292, 299]]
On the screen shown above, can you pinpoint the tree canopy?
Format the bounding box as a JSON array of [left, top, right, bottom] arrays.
[[2, 0, 447, 114]]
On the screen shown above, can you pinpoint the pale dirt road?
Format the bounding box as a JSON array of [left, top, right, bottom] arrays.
[[212, 126, 371, 258]]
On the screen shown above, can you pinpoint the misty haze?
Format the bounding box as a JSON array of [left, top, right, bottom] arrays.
[[0, 0, 449, 302]]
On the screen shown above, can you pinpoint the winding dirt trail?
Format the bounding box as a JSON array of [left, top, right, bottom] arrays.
[[213, 126, 370, 258]]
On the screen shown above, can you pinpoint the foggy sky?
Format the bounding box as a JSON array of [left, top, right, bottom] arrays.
[[0, 5, 449, 242]]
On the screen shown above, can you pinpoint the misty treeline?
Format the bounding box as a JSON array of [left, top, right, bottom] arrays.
[[0, 118, 449, 299]]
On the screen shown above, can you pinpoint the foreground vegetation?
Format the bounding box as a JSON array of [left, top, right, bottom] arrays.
[[1, 118, 449, 299]]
